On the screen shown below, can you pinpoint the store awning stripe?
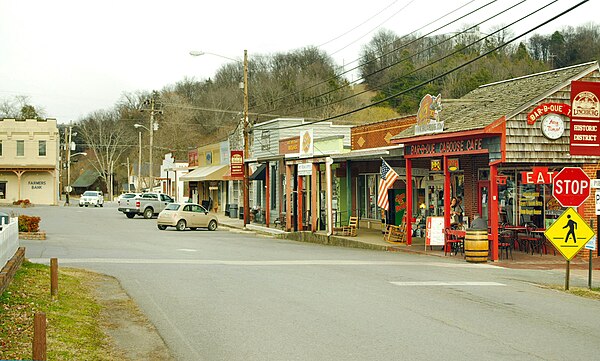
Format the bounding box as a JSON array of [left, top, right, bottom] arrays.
[[180, 165, 228, 182]]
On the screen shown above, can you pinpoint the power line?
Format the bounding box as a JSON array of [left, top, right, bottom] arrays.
[[251, 0, 492, 116], [281, 0, 532, 117], [316, 0, 400, 48], [259, 0, 588, 132]]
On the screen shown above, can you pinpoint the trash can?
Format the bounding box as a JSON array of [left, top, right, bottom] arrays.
[[229, 204, 238, 219], [464, 229, 489, 263], [238, 206, 244, 220]]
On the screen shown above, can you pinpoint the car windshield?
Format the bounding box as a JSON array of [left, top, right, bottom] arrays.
[[83, 191, 98, 196], [165, 204, 180, 211]]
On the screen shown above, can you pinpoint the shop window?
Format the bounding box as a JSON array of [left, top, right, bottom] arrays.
[[261, 130, 270, 151], [0, 182, 5, 199], [16, 140, 24, 156], [0, 140, 3, 156], [358, 173, 380, 219], [478, 169, 489, 181], [39, 140, 47, 156]]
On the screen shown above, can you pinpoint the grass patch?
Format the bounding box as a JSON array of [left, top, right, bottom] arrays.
[[545, 284, 600, 300], [0, 261, 122, 360]]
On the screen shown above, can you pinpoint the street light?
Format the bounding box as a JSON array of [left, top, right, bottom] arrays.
[[189, 49, 250, 226]]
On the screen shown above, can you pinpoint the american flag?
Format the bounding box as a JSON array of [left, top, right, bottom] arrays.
[[377, 159, 399, 211]]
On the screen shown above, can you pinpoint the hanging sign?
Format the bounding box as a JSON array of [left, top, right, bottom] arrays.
[[570, 81, 600, 156], [447, 158, 459, 172], [230, 151, 244, 178], [430, 159, 441, 172], [297, 163, 312, 176], [521, 167, 553, 184]]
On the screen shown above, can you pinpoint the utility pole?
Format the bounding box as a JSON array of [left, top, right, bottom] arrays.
[[66, 125, 72, 205], [138, 131, 142, 192], [243, 49, 250, 227], [62, 127, 69, 205], [126, 157, 131, 192], [142, 92, 160, 192]]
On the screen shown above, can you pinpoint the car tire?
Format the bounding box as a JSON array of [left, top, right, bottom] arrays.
[[125, 213, 135, 219], [176, 219, 186, 231], [143, 208, 154, 219], [85, 205, 88, 207], [79, 204, 83, 207], [100, 203, 103, 207], [208, 220, 218, 231], [157, 224, 167, 230]]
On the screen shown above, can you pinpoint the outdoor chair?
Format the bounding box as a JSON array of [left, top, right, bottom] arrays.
[[444, 228, 464, 256], [498, 230, 514, 260], [384, 224, 406, 243], [341, 216, 358, 236]]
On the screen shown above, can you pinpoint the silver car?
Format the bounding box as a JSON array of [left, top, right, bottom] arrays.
[[157, 203, 218, 231]]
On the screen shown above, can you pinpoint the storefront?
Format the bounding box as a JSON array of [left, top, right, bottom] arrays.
[[393, 62, 600, 260]]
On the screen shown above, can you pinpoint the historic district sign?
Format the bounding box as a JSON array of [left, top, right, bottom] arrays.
[[570, 80, 600, 156], [545, 208, 595, 261], [552, 167, 591, 208]]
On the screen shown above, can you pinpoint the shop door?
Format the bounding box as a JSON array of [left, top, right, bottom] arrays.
[[478, 181, 490, 221]]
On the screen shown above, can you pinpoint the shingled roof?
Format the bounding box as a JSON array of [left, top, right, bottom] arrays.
[[392, 61, 598, 141]]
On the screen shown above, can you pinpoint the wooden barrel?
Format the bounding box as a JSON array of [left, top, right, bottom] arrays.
[[464, 230, 489, 263]]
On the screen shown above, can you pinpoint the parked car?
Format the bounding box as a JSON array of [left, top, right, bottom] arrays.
[[117, 192, 139, 205], [118, 192, 174, 219], [79, 191, 104, 207], [157, 203, 218, 231]]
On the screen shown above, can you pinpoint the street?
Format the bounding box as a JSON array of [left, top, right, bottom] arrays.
[[18, 203, 600, 361]]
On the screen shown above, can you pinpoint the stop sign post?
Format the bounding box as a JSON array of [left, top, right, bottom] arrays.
[[552, 167, 591, 208]]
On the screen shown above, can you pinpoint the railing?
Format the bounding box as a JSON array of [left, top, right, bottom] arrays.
[[0, 218, 19, 270]]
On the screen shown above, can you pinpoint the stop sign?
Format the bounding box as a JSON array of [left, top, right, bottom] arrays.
[[552, 167, 591, 207]]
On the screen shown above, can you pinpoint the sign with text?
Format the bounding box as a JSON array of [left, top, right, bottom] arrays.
[[447, 158, 459, 172], [425, 216, 445, 247], [405, 137, 498, 157], [229, 151, 244, 178], [596, 190, 600, 216], [570, 81, 600, 156], [545, 208, 595, 261], [521, 167, 554, 184], [527, 102, 571, 125], [297, 163, 312, 176], [552, 167, 591, 208]]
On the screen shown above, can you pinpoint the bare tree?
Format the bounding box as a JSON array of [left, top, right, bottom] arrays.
[[76, 109, 135, 200]]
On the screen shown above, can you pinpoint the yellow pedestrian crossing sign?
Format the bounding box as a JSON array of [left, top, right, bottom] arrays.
[[544, 208, 595, 261]]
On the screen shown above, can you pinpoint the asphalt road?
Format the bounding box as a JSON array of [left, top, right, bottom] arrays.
[[17, 203, 600, 361]]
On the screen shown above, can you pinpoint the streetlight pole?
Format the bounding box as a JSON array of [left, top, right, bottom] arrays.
[[242, 49, 250, 227], [66, 125, 72, 205]]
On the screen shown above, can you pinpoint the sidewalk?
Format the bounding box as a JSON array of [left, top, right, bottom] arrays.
[[218, 216, 599, 271]]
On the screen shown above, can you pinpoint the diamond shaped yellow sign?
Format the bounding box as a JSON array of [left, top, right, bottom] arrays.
[[545, 208, 595, 261]]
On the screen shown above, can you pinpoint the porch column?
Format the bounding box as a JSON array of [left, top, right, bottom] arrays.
[[286, 164, 292, 232], [15, 171, 24, 201], [297, 175, 303, 230], [311, 163, 318, 232], [406, 158, 413, 246], [443, 156, 451, 229], [265, 163, 270, 227], [326, 157, 333, 236], [346, 160, 352, 221], [489, 164, 499, 261]]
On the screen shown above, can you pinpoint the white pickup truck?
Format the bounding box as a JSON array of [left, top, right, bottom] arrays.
[[118, 192, 174, 219]]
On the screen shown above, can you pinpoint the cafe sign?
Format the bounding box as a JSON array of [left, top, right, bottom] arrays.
[[415, 94, 443, 136]]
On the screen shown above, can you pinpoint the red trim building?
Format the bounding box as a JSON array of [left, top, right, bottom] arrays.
[[392, 62, 600, 261]]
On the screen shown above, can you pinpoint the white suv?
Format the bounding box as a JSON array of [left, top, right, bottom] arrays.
[[79, 191, 104, 207]]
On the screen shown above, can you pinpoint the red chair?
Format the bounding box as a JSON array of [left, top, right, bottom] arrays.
[[444, 228, 463, 256]]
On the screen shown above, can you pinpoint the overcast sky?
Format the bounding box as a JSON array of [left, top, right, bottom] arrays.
[[0, 0, 597, 123]]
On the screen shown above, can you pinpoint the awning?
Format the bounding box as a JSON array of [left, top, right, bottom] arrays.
[[249, 163, 267, 181], [180, 165, 228, 182]]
